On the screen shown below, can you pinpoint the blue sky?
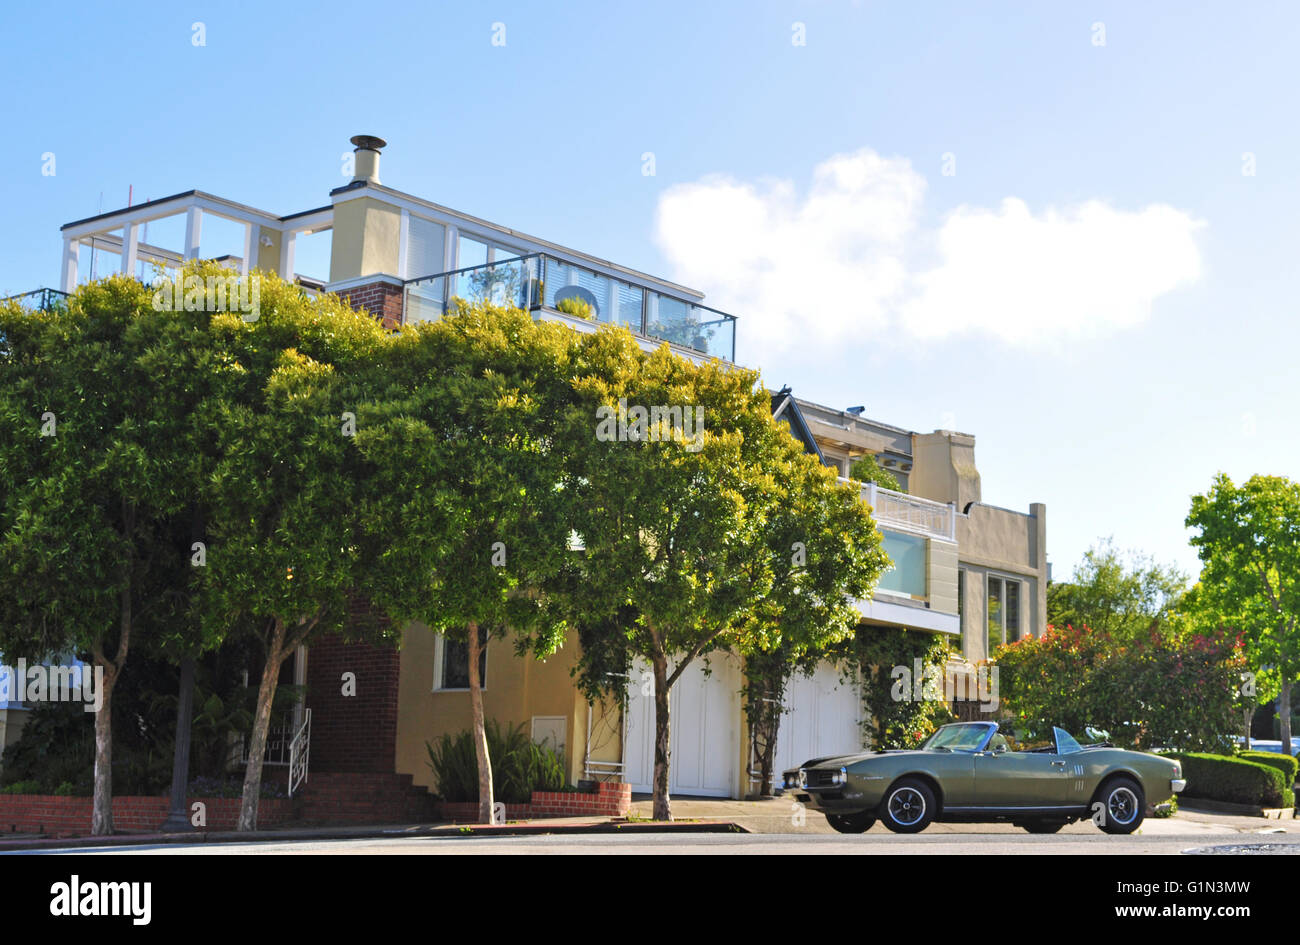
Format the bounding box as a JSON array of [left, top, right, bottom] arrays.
[[2, 0, 1297, 583]]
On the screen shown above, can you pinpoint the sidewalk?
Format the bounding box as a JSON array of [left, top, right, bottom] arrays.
[[0, 798, 1285, 851], [0, 812, 746, 852]]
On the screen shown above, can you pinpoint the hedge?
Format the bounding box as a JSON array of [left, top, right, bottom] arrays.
[[1168, 752, 1293, 808], [1239, 751, 1299, 787]]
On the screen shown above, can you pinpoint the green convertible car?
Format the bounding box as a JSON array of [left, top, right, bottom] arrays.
[[782, 721, 1186, 835]]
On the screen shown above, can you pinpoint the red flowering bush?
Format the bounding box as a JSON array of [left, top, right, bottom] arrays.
[[993, 624, 1242, 751]]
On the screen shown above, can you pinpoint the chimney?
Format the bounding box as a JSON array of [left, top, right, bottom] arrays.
[[350, 135, 387, 184]]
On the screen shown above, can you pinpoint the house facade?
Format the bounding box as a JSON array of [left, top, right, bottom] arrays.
[[50, 136, 1047, 807]]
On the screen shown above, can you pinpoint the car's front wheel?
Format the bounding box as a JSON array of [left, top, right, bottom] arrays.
[[1094, 777, 1145, 835], [826, 811, 875, 834], [879, 778, 936, 834]]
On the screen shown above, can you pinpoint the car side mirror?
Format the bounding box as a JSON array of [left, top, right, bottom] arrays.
[[992, 744, 1007, 754]]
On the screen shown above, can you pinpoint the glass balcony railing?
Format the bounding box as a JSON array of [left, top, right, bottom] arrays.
[[2, 288, 69, 311], [838, 478, 957, 542], [404, 253, 736, 361]]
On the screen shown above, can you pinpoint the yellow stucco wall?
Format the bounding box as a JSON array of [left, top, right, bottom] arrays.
[[395, 623, 617, 791], [329, 196, 401, 283], [255, 226, 282, 279]]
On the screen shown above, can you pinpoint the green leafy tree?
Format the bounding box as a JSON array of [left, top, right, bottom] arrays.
[[1187, 474, 1300, 752], [849, 454, 902, 493], [995, 623, 1242, 751], [845, 626, 953, 750], [355, 301, 576, 824], [193, 269, 398, 831], [1046, 538, 1187, 641], [739, 429, 890, 795], [0, 276, 198, 833], [558, 331, 887, 819]]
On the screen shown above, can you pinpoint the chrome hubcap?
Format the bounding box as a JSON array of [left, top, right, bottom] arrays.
[[1108, 787, 1138, 825], [888, 787, 926, 826]]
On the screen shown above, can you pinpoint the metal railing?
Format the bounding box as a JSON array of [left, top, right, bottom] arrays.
[[3, 288, 69, 311], [404, 253, 737, 361], [288, 709, 311, 797], [841, 478, 957, 541]]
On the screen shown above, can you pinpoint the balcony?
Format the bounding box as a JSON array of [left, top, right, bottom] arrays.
[[404, 254, 737, 361], [3, 288, 69, 312], [841, 479, 956, 542], [841, 478, 959, 634]]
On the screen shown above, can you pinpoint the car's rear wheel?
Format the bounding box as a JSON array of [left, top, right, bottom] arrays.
[[826, 811, 875, 834], [1021, 820, 1066, 834], [879, 778, 936, 834], [1094, 777, 1145, 835]]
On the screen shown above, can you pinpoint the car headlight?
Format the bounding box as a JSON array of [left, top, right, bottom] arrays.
[[797, 769, 807, 788], [831, 767, 848, 785]]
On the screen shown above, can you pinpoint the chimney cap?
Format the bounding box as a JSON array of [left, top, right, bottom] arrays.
[[350, 135, 387, 152]]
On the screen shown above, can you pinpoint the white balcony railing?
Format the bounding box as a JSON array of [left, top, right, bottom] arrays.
[[839, 478, 956, 542]]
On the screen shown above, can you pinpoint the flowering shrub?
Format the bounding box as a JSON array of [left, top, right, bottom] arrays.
[[994, 624, 1242, 752]]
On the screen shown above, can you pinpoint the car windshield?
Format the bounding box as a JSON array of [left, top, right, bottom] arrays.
[[921, 723, 993, 752], [1054, 727, 1083, 754]]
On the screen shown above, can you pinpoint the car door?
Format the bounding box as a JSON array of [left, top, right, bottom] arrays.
[[972, 733, 1074, 808]]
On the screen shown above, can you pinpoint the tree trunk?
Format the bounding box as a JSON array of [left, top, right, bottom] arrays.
[[161, 655, 197, 832], [651, 650, 672, 821], [759, 705, 777, 798], [467, 622, 494, 824], [1245, 707, 1253, 751], [237, 619, 287, 832], [91, 568, 133, 837], [1280, 680, 1293, 756], [90, 661, 117, 836]]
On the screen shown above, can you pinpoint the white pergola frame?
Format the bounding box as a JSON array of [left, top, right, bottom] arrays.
[[59, 191, 333, 294]]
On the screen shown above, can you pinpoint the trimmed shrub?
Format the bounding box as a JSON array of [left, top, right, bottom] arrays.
[[1168, 752, 1291, 808], [1240, 750, 1299, 788], [425, 719, 565, 804]]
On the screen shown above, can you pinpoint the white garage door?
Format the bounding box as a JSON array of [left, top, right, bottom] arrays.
[[771, 661, 862, 776], [624, 654, 740, 798]]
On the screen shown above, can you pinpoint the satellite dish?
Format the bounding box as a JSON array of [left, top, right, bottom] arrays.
[[554, 285, 599, 316]]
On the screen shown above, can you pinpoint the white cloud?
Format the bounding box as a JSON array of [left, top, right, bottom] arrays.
[[653, 149, 1205, 359]]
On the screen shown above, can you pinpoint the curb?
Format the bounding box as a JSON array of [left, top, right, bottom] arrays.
[[1178, 800, 1296, 819], [0, 819, 748, 851]]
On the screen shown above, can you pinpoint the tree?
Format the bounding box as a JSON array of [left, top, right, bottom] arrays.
[[848, 626, 953, 750], [994, 623, 1242, 751], [739, 427, 891, 796], [193, 269, 398, 831], [0, 276, 196, 833], [559, 330, 887, 819], [1046, 538, 1187, 641], [849, 454, 902, 493], [1186, 474, 1300, 752], [355, 301, 576, 824]]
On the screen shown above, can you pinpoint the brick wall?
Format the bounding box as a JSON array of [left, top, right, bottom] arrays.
[[338, 280, 404, 329], [0, 795, 296, 837], [305, 598, 401, 773], [439, 782, 631, 822]]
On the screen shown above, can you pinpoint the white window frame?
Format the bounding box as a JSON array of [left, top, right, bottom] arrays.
[[432, 632, 488, 692]]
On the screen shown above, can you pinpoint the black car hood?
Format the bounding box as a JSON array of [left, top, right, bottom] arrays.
[[792, 749, 921, 770]]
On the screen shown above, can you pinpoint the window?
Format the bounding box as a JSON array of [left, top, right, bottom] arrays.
[[987, 574, 1022, 652], [957, 567, 966, 648], [434, 629, 488, 691], [878, 530, 928, 598], [405, 216, 446, 281]]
